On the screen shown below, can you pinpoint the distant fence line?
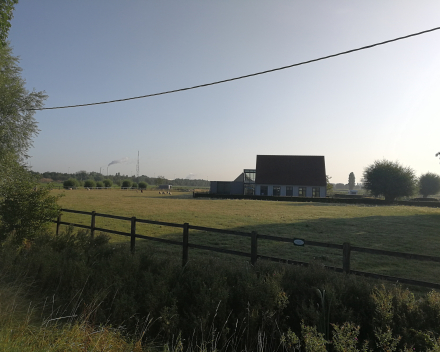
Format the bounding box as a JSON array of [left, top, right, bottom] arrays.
[[53, 209, 440, 290], [193, 193, 440, 208]]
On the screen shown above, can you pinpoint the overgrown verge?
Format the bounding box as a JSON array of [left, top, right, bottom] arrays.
[[1, 228, 440, 351]]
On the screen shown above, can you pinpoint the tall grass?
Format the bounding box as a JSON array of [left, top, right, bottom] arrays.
[[1, 227, 440, 351]]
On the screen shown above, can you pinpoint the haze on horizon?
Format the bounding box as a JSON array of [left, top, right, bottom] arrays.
[[9, 1, 440, 184]]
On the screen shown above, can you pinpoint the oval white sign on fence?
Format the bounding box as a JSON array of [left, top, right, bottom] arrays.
[[293, 239, 305, 246]]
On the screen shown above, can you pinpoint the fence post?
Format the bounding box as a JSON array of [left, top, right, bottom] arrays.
[[251, 231, 258, 265], [56, 214, 62, 235], [90, 211, 96, 238], [343, 242, 351, 273], [131, 217, 136, 254], [182, 223, 189, 267]]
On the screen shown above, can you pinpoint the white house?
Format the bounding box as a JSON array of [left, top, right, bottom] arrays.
[[210, 155, 327, 198]]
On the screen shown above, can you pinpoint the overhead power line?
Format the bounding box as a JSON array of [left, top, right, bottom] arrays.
[[34, 26, 440, 111]]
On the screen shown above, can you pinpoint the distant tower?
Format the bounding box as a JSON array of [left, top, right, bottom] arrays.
[[136, 151, 140, 179]]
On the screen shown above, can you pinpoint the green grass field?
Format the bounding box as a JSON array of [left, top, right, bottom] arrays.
[[52, 188, 440, 286]]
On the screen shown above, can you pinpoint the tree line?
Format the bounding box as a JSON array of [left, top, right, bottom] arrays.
[[36, 170, 210, 188], [339, 161, 440, 201]]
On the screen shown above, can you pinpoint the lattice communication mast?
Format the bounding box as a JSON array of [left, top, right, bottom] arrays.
[[136, 151, 140, 179]]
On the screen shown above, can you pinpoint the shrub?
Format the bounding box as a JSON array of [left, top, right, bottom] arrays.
[[419, 172, 440, 198], [121, 180, 132, 188], [363, 160, 416, 201], [131, 182, 137, 189], [103, 179, 112, 188], [63, 178, 78, 188], [138, 181, 147, 189], [96, 181, 104, 188], [83, 179, 96, 188], [0, 174, 61, 244]]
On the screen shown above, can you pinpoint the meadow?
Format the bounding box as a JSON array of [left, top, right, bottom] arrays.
[[52, 188, 440, 286]]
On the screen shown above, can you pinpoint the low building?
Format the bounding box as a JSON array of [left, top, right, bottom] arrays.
[[210, 155, 326, 198], [158, 184, 172, 190]]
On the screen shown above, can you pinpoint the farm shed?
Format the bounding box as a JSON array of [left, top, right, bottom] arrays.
[[158, 184, 172, 190], [209, 155, 327, 198]]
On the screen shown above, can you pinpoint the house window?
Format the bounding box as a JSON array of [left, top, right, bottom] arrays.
[[244, 184, 255, 195], [286, 186, 293, 196], [298, 187, 306, 197], [312, 187, 320, 197], [260, 186, 268, 196], [273, 186, 281, 196]]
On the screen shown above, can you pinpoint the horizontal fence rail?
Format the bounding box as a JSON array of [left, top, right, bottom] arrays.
[[53, 208, 440, 290]]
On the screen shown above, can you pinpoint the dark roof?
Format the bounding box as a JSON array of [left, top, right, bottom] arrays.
[[255, 155, 326, 186]]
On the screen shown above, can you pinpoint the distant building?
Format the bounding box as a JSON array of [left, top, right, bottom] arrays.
[[210, 155, 326, 198], [158, 184, 172, 190]]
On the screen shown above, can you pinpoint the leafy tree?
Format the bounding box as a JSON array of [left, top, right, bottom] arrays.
[[84, 179, 96, 188], [363, 160, 416, 202], [76, 170, 88, 181], [0, 159, 60, 244], [348, 172, 355, 191], [0, 6, 60, 244], [122, 180, 132, 188], [0, 0, 18, 47], [419, 172, 440, 198], [155, 175, 167, 185], [96, 181, 104, 188], [0, 43, 47, 160], [63, 178, 79, 188], [138, 181, 148, 189], [131, 182, 137, 189], [103, 179, 112, 188], [326, 175, 333, 194]]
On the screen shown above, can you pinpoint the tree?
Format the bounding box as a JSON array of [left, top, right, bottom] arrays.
[[326, 175, 333, 194], [138, 181, 148, 189], [419, 172, 440, 198], [0, 23, 60, 244], [348, 172, 355, 191], [122, 180, 132, 188], [0, 0, 18, 47], [103, 179, 112, 188], [63, 178, 79, 188], [0, 44, 46, 161], [0, 157, 60, 244], [155, 176, 167, 185], [363, 160, 416, 202], [84, 179, 96, 188]]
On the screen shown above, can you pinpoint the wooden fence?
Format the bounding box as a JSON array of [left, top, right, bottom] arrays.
[[54, 208, 440, 290]]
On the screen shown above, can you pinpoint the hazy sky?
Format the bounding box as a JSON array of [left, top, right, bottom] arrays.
[[9, 1, 440, 183]]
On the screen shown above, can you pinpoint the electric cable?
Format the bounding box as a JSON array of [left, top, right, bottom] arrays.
[[33, 26, 440, 111]]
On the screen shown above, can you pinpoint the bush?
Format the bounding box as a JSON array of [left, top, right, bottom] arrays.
[[419, 172, 440, 198], [0, 172, 61, 244], [121, 180, 132, 188], [138, 181, 148, 189], [363, 160, 416, 201], [131, 182, 137, 189], [83, 179, 96, 188], [103, 179, 112, 188], [63, 178, 78, 188], [96, 181, 104, 188]]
